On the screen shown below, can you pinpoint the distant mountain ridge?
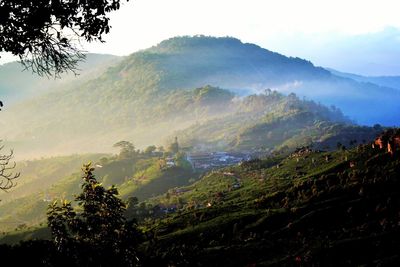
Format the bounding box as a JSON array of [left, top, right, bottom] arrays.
[[328, 68, 400, 90], [2, 36, 399, 122], [76, 36, 400, 125]]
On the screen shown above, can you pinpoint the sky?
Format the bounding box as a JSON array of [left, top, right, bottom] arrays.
[[2, 0, 400, 75]]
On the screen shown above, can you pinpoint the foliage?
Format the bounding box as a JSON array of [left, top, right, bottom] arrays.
[[0, 151, 197, 233], [47, 163, 140, 266], [174, 152, 191, 169], [193, 85, 234, 104], [141, 140, 400, 266], [144, 145, 157, 156], [114, 141, 138, 160], [168, 137, 180, 154], [0, 0, 128, 76], [174, 91, 379, 152]]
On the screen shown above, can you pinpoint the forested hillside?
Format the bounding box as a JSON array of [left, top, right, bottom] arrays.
[[0, 36, 398, 159], [174, 91, 380, 152]]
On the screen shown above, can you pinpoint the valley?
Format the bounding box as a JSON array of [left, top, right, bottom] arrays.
[[0, 35, 399, 266]]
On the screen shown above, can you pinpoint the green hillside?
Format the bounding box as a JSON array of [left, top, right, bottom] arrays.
[[4, 131, 399, 266], [136, 137, 400, 266], [1, 36, 399, 159], [0, 153, 108, 204], [0, 84, 237, 158], [0, 154, 108, 231], [1, 88, 380, 233], [174, 91, 380, 152], [0, 150, 197, 232], [1, 82, 379, 160]]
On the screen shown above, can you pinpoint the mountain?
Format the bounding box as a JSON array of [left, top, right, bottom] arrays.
[[0, 84, 237, 159], [0, 53, 121, 105], [105, 35, 400, 125], [329, 68, 400, 91], [0, 36, 398, 158], [174, 91, 380, 152]]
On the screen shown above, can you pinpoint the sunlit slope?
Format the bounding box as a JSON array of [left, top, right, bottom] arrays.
[[143, 143, 400, 266], [1, 36, 398, 158], [174, 92, 381, 151], [0, 153, 195, 232], [0, 84, 235, 158]]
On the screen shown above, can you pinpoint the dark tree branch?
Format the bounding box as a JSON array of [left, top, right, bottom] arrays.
[[0, 146, 20, 192], [0, 0, 128, 77]]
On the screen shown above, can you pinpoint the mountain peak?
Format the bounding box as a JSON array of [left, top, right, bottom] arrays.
[[154, 35, 244, 51]]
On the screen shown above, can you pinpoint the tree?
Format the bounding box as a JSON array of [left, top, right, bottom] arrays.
[[373, 124, 382, 131], [336, 142, 343, 150], [47, 163, 141, 266], [113, 141, 137, 159], [264, 88, 272, 96], [0, 1, 127, 192], [168, 137, 179, 154], [0, 0, 129, 77], [144, 145, 157, 156], [175, 152, 191, 169], [0, 144, 20, 192], [125, 196, 139, 218]]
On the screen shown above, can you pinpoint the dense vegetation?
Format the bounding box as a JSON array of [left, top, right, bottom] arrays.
[[0, 144, 196, 233], [174, 91, 381, 152], [1, 133, 400, 266], [137, 137, 400, 266]]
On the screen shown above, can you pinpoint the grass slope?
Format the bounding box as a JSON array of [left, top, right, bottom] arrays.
[[140, 143, 400, 266], [0, 153, 196, 233]]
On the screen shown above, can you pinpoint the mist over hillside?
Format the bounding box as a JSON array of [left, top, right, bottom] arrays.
[[329, 68, 400, 91], [2, 0, 400, 265], [0, 36, 397, 159], [0, 54, 122, 105], [173, 91, 381, 153]]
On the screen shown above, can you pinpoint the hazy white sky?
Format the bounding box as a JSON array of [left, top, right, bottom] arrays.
[[84, 0, 400, 54], [2, 0, 400, 74]]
